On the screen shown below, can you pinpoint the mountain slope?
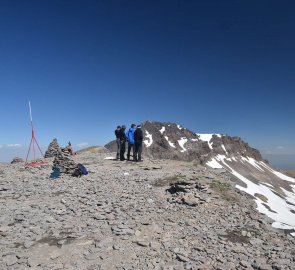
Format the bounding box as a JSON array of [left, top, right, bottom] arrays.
[[105, 121, 295, 233]]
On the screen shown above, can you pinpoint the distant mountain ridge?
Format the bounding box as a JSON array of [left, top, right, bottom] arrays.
[[105, 121, 262, 163], [105, 121, 295, 234]]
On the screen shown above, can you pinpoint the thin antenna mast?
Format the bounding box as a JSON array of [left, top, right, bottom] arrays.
[[29, 101, 33, 122], [25, 101, 47, 167]]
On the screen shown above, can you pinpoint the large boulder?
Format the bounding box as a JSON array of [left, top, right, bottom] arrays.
[[10, 157, 24, 164]]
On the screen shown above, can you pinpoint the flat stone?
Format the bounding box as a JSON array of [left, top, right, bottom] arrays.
[[27, 257, 41, 268], [176, 254, 190, 262], [259, 264, 272, 270], [3, 254, 18, 266], [136, 241, 149, 247]]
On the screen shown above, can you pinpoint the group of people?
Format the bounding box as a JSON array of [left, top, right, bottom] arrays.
[[115, 124, 143, 161]]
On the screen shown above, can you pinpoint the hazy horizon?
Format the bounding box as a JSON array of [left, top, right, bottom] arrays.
[[1, 139, 294, 170]]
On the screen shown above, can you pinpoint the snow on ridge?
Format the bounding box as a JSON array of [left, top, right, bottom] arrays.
[[206, 158, 223, 169], [241, 157, 265, 172], [206, 154, 295, 232], [143, 130, 153, 147], [197, 134, 218, 149], [177, 124, 182, 130], [159, 126, 165, 134], [164, 136, 175, 148], [258, 162, 295, 183], [178, 137, 187, 152], [221, 144, 228, 155], [216, 155, 295, 231]]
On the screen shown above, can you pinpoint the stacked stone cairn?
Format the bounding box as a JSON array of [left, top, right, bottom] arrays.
[[10, 157, 24, 164], [53, 145, 77, 174], [45, 138, 61, 158]]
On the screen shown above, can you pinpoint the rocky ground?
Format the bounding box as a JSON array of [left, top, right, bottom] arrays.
[[0, 152, 294, 270]]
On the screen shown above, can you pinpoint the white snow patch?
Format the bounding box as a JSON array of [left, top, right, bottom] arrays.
[[177, 124, 182, 130], [221, 144, 228, 155], [197, 134, 221, 149], [263, 182, 273, 188], [191, 138, 198, 142], [206, 158, 223, 169], [231, 157, 237, 162], [241, 157, 265, 172], [143, 130, 153, 147], [216, 155, 295, 231], [215, 154, 227, 162], [258, 162, 295, 183], [178, 137, 187, 152], [282, 186, 295, 206], [104, 156, 116, 160], [164, 136, 175, 148], [159, 126, 165, 134]]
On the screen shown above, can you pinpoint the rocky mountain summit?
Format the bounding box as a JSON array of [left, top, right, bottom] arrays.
[[105, 121, 295, 234], [0, 152, 295, 270], [105, 121, 262, 163], [0, 121, 294, 269]]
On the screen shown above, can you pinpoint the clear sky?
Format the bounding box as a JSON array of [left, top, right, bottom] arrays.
[[0, 0, 294, 167]]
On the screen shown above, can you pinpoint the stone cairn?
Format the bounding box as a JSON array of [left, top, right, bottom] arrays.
[[10, 157, 24, 164], [45, 138, 61, 158], [53, 145, 77, 174]]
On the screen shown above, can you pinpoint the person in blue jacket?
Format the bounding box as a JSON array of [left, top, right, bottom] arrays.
[[126, 124, 136, 161]]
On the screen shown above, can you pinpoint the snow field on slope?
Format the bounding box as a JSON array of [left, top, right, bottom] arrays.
[[197, 134, 221, 149], [159, 126, 165, 134], [143, 130, 153, 147], [164, 136, 175, 148], [207, 155, 295, 232], [178, 137, 187, 152], [221, 144, 228, 155]]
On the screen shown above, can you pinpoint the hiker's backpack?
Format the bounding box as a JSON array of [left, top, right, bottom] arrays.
[[50, 166, 60, 179], [72, 168, 82, 177], [72, 163, 88, 177], [79, 164, 88, 175]]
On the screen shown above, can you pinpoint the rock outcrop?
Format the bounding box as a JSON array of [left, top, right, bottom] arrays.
[[10, 157, 24, 164], [105, 121, 295, 233], [105, 121, 262, 163]]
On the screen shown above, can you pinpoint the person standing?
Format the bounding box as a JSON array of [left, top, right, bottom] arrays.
[[134, 125, 143, 162], [126, 124, 136, 161], [119, 125, 127, 161], [115, 126, 121, 159]]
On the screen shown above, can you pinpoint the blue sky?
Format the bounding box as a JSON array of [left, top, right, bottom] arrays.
[[0, 0, 294, 168]]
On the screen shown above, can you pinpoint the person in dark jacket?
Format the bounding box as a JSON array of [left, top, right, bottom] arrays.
[[115, 126, 121, 159], [119, 125, 127, 161], [134, 125, 143, 161], [126, 124, 136, 161]]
